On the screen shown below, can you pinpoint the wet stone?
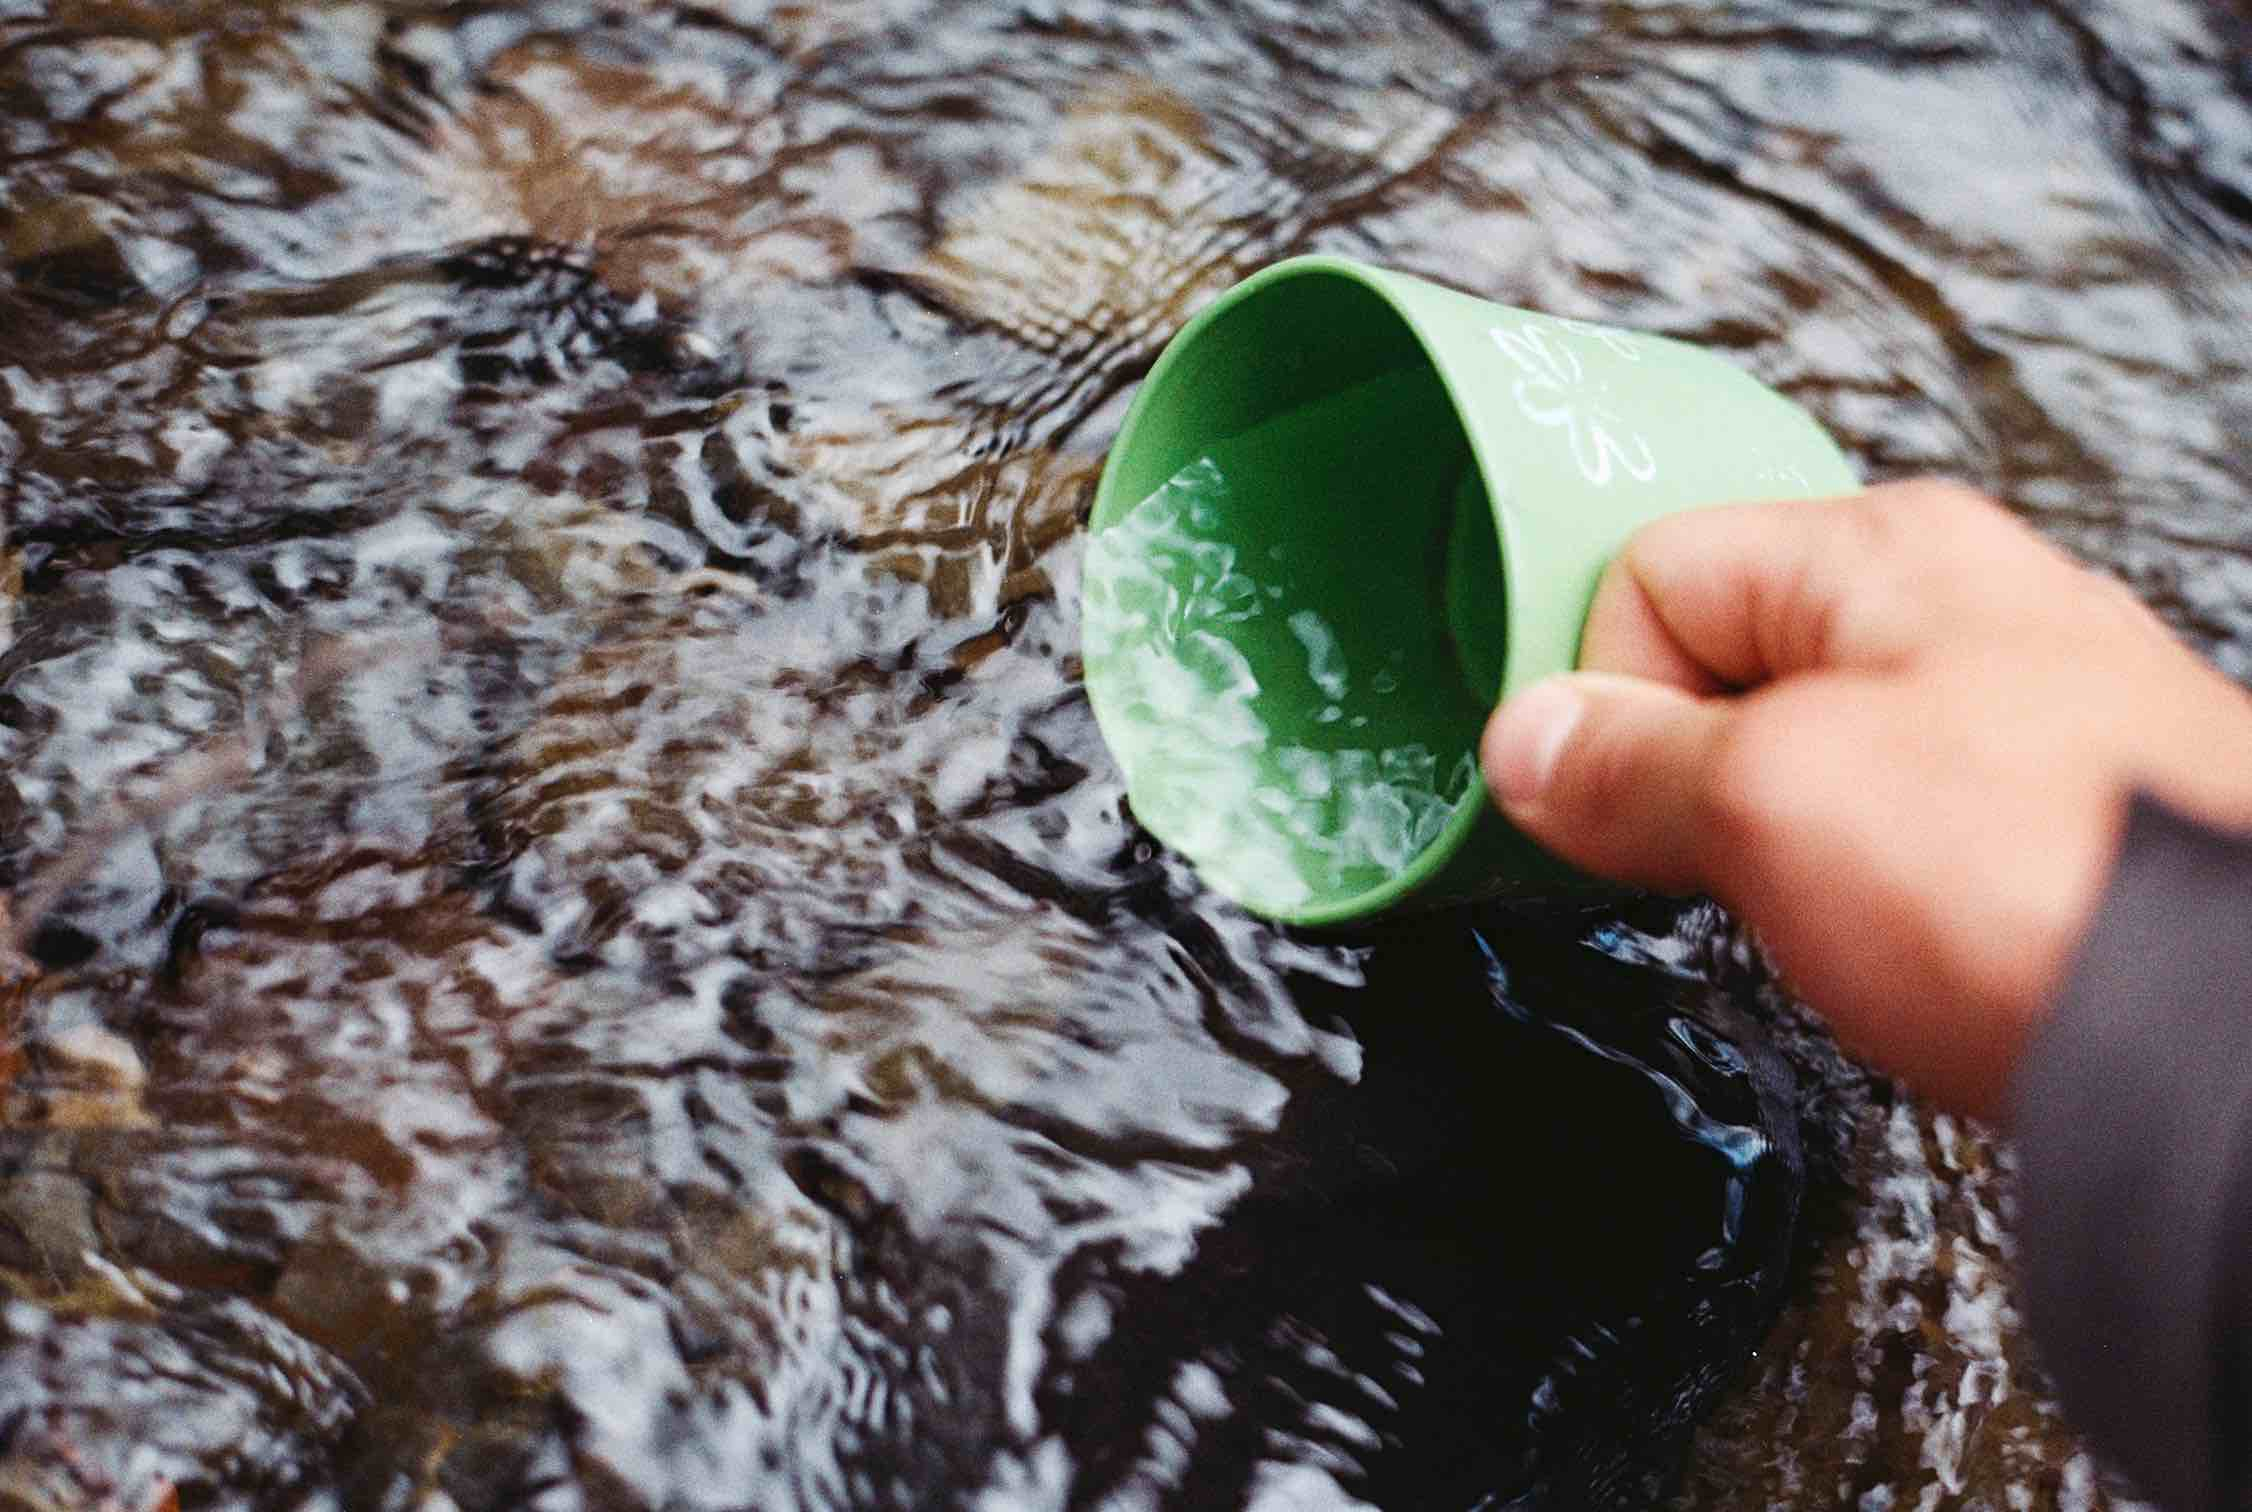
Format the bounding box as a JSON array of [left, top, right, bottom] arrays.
[[0, 1166, 97, 1276]]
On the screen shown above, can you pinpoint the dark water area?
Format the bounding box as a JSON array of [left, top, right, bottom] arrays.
[[0, 2, 2245, 1508]]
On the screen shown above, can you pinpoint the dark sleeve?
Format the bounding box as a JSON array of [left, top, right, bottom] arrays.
[[2011, 794, 2252, 1512]]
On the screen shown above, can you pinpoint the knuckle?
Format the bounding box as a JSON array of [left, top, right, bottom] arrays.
[[1885, 477, 2003, 527], [1854, 478, 2010, 559], [1843, 480, 2027, 639]]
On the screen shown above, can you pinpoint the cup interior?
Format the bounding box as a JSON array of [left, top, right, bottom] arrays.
[[1084, 268, 1505, 923]]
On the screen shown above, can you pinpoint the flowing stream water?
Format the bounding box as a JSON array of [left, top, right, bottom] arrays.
[[0, 3, 2247, 1508]]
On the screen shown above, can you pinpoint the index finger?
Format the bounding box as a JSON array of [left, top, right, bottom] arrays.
[[1576, 482, 2005, 691]]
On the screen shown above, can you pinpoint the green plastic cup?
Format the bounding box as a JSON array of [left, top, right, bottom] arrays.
[[1081, 254, 1856, 925]]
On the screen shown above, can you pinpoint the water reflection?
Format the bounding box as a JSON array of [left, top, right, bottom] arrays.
[[0, 2, 2245, 1508]]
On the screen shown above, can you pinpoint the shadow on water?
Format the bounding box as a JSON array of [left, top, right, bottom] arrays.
[[0, 1, 2244, 1508]]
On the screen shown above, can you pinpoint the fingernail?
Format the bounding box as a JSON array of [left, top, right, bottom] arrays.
[[1490, 679, 1585, 808]]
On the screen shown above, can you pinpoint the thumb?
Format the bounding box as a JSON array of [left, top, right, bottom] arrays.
[[1482, 672, 1736, 894]]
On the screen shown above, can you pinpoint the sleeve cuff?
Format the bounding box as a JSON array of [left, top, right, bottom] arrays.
[[2011, 794, 2252, 1512]]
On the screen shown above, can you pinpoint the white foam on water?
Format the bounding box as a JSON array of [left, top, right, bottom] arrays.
[[1288, 610, 1349, 700], [1084, 457, 1476, 915]]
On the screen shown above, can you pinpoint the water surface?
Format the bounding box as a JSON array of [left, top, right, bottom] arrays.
[[0, 3, 2246, 1508]]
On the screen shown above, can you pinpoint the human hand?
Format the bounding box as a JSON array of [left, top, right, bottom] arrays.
[[1482, 481, 2252, 1120]]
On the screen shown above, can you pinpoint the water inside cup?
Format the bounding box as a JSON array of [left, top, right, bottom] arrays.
[[1082, 371, 1499, 917]]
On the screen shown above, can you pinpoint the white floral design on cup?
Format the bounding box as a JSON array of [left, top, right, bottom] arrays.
[[1553, 316, 1647, 364], [1489, 319, 1658, 487]]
